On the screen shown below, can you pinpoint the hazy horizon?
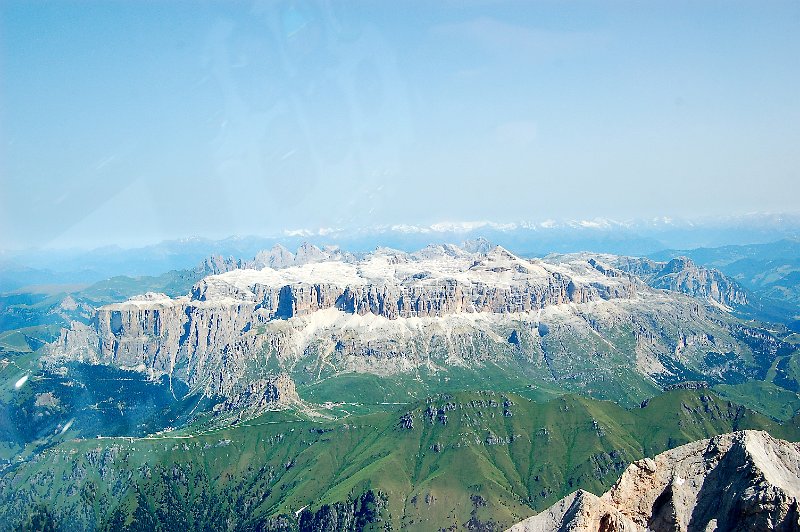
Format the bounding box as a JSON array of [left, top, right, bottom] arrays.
[[0, 211, 799, 253], [2, 211, 800, 259], [2, 1, 799, 250]]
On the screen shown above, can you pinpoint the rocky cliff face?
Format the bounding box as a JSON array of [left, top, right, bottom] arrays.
[[48, 245, 779, 400], [202, 246, 642, 319], [508, 430, 800, 532]]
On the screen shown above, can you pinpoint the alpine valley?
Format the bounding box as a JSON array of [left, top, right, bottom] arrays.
[[1, 240, 800, 531]]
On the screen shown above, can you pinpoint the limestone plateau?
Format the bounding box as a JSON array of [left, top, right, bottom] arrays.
[[508, 430, 800, 532], [48, 243, 770, 403]]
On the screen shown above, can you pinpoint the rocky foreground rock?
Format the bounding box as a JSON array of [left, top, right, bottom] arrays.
[[508, 430, 800, 531]]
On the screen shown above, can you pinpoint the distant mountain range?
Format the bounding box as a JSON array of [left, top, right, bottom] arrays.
[[2, 213, 799, 290]]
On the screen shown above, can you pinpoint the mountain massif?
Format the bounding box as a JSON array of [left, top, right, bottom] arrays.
[[48, 243, 779, 408]]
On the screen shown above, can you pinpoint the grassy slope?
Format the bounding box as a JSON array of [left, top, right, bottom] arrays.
[[299, 365, 566, 406], [713, 380, 800, 421], [1, 388, 796, 531]]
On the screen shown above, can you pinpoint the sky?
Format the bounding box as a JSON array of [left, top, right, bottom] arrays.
[[1, 0, 799, 250]]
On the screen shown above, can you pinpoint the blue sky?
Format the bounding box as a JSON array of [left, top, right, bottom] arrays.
[[1, 1, 798, 249]]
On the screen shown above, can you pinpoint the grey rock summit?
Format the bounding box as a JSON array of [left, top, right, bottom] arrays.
[[508, 430, 800, 532], [198, 242, 358, 274], [507, 490, 641, 532]]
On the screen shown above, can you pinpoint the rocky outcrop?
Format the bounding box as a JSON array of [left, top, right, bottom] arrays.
[[247, 243, 360, 271], [462, 237, 494, 254], [50, 321, 100, 362], [252, 244, 296, 269], [212, 373, 299, 418], [607, 255, 749, 308], [196, 255, 245, 275], [195, 243, 358, 277], [508, 430, 800, 532], [47, 295, 94, 323]]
